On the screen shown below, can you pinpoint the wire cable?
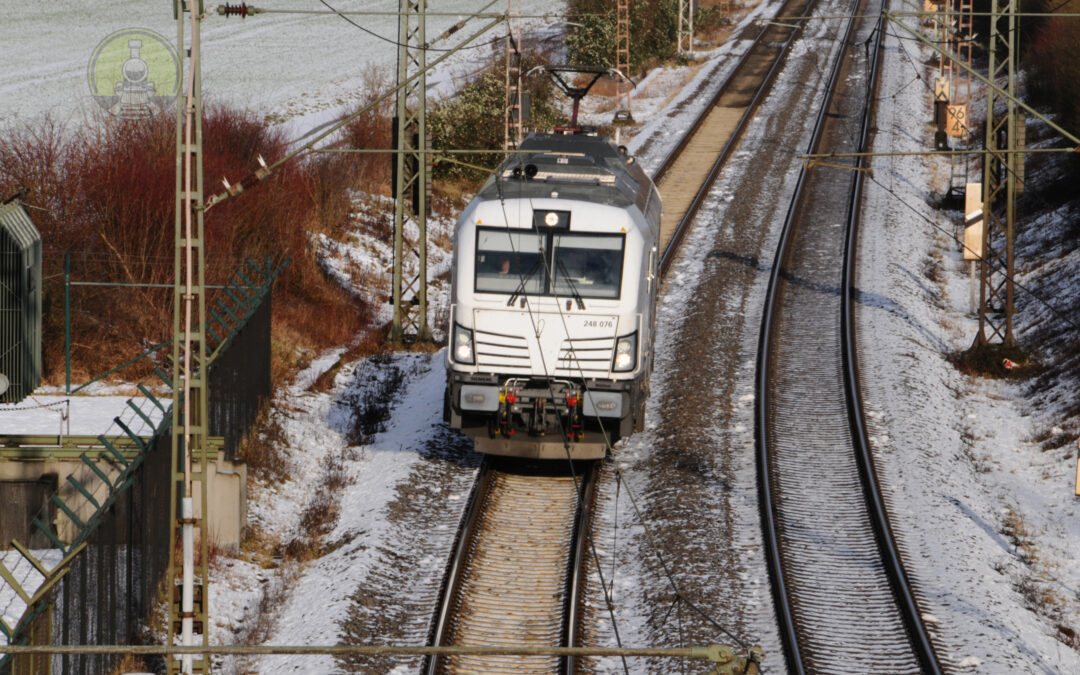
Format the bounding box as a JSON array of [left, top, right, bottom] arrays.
[[319, 0, 506, 51], [488, 148, 751, 653], [879, 19, 1080, 340]]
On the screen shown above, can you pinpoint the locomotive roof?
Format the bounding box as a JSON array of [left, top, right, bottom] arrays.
[[476, 133, 655, 210]]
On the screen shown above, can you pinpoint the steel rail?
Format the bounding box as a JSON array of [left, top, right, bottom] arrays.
[[424, 459, 496, 675], [562, 464, 599, 674], [755, 0, 869, 670], [754, 0, 941, 672], [426, 1, 825, 668], [841, 10, 942, 673], [653, 0, 814, 277], [425, 461, 597, 675]]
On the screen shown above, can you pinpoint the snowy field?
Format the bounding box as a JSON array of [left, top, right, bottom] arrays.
[[2, 0, 1080, 673], [2, 0, 562, 132]]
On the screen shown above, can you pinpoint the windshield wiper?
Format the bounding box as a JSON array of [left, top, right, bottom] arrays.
[[507, 258, 542, 307], [556, 259, 586, 310]]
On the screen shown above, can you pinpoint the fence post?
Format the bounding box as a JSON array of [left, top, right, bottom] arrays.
[[65, 252, 71, 395]]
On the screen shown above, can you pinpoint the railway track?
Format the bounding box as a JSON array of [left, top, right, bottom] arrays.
[[426, 0, 889, 669], [425, 459, 597, 674], [755, 0, 942, 672], [653, 0, 816, 274]]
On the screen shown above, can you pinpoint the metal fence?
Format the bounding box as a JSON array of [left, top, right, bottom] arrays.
[[1, 258, 285, 674], [33, 428, 168, 675], [209, 284, 272, 461], [0, 202, 42, 405]]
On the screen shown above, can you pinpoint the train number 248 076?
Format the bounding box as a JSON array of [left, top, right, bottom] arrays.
[[582, 319, 614, 329]]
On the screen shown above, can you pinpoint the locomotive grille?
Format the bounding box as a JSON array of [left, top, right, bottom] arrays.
[[474, 329, 531, 370], [556, 336, 614, 377]]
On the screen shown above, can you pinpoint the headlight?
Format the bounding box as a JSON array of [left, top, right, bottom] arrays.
[[612, 332, 637, 372], [453, 324, 474, 364]]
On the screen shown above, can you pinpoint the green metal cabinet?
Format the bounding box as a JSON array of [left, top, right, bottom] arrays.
[[0, 201, 42, 403]]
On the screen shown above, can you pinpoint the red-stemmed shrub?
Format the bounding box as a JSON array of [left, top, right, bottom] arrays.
[[0, 104, 370, 386]]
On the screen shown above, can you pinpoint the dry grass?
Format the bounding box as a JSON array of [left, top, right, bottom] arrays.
[[1001, 507, 1038, 565], [108, 654, 153, 675], [284, 450, 351, 561], [225, 560, 303, 675], [235, 400, 291, 483], [1014, 573, 1060, 612], [1058, 624, 1080, 650], [950, 342, 1031, 379]]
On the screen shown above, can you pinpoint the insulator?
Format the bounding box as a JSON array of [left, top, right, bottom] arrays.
[[221, 2, 249, 18]]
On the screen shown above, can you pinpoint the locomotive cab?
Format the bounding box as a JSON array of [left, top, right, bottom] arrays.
[[445, 133, 661, 460]]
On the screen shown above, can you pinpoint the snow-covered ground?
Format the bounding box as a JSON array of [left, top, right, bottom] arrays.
[[3, 0, 562, 133], [3, 0, 1080, 672]]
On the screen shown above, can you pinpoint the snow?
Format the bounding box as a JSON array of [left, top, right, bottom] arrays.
[[2, 0, 1080, 672], [3, 1, 562, 131], [0, 394, 167, 437]]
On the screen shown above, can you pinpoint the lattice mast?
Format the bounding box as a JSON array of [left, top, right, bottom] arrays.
[[390, 0, 432, 342], [168, 1, 211, 673], [975, 0, 1018, 346], [504, 0, 523, 149], [677, 0, 693, 54], [614, 0, 633, 122]]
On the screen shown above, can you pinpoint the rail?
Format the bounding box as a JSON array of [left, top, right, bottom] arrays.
[[653, 0, 814, 277], [841, 8, 941, 673], [424, 460, 597, 675], [754, 0, 941, 671]]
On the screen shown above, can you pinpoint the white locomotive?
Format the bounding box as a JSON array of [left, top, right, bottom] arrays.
[[445, 132, 661, 459]]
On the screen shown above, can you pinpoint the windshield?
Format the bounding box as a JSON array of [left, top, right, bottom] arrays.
[[553, 234, 623, 299], [474, 230, 547, 294], [473, 227, 624, 300]]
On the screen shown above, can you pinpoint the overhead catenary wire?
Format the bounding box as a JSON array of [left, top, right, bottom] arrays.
[[317, 0, 507, 51], [491, 169, 632, 675], [202, 12, 508, 213], [779, 10, 1080, 341], [871, 18, 1080, 337], [490, 148, 752, 655]]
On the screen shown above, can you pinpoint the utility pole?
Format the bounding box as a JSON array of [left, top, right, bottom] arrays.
[[390, 0, 432, 342], [168, 0, 210, 673], [504, 0, 523, 149], [614, 0, 633, 123], [974, 0, 1018, 347]]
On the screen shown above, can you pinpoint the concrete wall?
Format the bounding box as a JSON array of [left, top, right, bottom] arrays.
[[0, 451, 247, 551]]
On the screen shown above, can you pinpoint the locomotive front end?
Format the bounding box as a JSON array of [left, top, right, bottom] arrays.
[[444, 133, 660, 460]]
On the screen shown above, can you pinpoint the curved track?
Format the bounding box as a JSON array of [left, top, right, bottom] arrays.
[[426, 0, 927, 670], [754, 0, 942, 672]]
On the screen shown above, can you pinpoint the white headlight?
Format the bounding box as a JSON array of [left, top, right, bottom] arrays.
[[452, 324, 474, 364], [612, 332, 637, 372]]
